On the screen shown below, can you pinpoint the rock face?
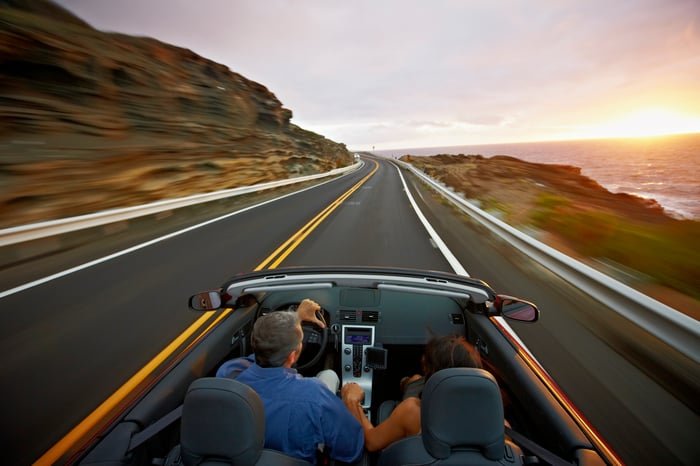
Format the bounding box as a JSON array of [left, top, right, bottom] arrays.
[[0, 0, 353, 229], [405, 153, 670, 225]]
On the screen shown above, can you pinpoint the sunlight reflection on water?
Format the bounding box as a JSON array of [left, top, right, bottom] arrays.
[[377, 133, 700, 220]]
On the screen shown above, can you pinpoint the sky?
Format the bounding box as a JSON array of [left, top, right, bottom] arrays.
[[55, 0, 700, 151]]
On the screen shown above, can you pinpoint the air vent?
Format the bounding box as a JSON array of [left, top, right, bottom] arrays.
[[339, 310, 357, 322], [362, 311, 379, 322], [450, 313, 465, 324]]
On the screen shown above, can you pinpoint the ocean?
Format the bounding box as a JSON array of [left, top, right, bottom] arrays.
[[375, 132, 700, 220]]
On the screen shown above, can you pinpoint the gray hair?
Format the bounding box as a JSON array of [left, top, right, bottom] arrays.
[[251, 311, 303, 367]]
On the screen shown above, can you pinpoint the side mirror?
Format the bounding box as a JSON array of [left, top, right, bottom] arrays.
[[492, 295, 539, 322], [189, 290, 223, 311]]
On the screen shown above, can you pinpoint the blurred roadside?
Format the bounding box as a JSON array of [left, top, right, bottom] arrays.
[[0, 0, 353, 229], [404, 154, 700, 318]]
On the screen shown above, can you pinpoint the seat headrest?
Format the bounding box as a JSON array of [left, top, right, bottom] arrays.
[[181, 377, 265, 466], [421, 368, 505, 460]]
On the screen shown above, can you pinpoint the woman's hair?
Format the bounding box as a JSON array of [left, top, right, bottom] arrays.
[[422, 334, 482, 380], [251, 311, 303, 367]]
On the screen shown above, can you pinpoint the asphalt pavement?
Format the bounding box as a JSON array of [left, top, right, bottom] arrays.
[[0, 156, 697, 465]]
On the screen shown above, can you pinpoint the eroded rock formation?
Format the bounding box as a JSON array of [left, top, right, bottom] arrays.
[[0, 0, 352, 228]]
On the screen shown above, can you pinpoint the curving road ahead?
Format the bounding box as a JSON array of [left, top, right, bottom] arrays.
[[0, 155, 697, 465]]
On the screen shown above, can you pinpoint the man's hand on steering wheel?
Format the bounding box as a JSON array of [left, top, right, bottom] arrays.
[[296, 298, 326, 328]]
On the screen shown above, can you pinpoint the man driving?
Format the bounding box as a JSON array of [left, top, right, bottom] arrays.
[[217, 299, 364, 464]]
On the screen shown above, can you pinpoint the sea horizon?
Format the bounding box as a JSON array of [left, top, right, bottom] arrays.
[[364, 131, 700, 155], [372, 132, 700, 220]]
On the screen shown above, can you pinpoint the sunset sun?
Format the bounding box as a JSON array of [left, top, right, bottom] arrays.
[[585, 108, 700, 139]]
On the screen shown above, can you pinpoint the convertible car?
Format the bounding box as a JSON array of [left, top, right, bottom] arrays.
[[75, 267, 621, 465]]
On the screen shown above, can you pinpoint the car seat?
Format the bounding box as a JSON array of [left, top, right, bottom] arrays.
[[179, 377, 311, 466], [377, 368, 523, 465]]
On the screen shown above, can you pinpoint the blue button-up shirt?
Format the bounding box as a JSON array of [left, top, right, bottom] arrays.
[[221, 359, 364, 464]]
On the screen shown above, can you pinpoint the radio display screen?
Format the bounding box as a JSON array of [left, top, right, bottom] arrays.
[[344, 327, 372, 345]]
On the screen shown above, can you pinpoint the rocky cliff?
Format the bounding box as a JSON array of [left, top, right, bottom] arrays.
[[404, 153, 700, 308], [404, 153, 670, 225], [0, 0, 353, 229]]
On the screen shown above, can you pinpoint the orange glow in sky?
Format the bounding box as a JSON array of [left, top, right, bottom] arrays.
[[562, 108, 700, 141], [51, 0, 700, 149]]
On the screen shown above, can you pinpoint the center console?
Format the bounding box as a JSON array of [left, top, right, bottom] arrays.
[[341, 325, 387, 408]]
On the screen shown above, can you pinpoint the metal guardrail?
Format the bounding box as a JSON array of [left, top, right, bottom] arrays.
[[401, 161, 700, 364], [2, 157, 697, 362], [0, 162, 362, 248]]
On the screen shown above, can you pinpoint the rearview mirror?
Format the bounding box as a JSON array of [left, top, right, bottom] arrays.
[[189, 290, 223, 311], [492, 295, 539, 322]]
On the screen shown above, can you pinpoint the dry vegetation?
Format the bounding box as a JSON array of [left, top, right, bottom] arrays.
[[404, 154, 700, 316]]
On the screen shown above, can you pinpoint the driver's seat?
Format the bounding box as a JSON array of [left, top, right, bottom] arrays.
[[378, 368, 523, 465], [180, 377, 311, 466]]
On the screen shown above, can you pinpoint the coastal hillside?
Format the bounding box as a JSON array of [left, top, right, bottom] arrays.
[[0, 0, 353, 229], [404, 154, 700, 309], [404, 154, 670, 224]]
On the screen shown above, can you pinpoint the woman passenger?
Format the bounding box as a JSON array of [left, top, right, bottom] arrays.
[[340, 334, 482, 452]]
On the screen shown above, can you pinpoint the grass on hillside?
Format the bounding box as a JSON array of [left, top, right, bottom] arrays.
[[529, 193, 700, 300]]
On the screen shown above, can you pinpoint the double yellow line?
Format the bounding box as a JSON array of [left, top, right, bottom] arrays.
[[256, 160, 378, 270], [38, 160, 378, 465]]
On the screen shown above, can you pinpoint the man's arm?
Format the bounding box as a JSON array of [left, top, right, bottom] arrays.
[[341, 382, 420, 452], [296, 298, 326, 328], [314, 381, 365, 463]]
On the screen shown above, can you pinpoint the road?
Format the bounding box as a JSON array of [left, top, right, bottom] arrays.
[[0, 155, 697, 465]]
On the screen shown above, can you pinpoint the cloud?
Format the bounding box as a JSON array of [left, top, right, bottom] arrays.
[[53, 0, 700, 148]]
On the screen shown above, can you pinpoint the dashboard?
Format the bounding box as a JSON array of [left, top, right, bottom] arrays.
[[258, 285, 469, 408], [340, 325, 385, 408]]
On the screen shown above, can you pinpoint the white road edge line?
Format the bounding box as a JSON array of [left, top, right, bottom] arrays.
[[393, 163, 470, 277], [394, 161, 547, 369], [0, 178, 341, 300]]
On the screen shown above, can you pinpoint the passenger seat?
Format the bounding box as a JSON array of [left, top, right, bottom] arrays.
[[378, 368, 523, 465]]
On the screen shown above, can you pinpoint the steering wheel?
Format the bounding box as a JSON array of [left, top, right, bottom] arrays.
[[272, 303, 329, 372]]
